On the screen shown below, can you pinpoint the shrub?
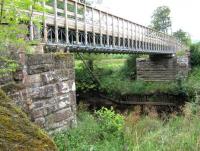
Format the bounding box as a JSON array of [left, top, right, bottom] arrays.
[[121, 55, 139, 80], [53, 108, 126, 151], [95, 107, 124, 133], [190, 42, 200, 67]]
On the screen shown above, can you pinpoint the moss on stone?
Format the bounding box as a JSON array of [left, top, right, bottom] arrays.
[[1, 82, 25, 93], [54, 52, 70, 60], [0, 89, 58, 151]]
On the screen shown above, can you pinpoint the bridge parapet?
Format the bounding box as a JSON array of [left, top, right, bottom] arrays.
[[28, 0, 184, 54]]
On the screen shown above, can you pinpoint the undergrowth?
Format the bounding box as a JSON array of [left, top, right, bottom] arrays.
[[53, 103, 200, 151]]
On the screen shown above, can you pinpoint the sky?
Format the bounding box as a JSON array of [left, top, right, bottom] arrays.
[[92, 0, 200, 42]]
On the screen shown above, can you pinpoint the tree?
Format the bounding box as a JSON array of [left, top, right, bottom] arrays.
[[0, 0, 43, 76], [173, 29, 191, 46], [151, 6, 172, 33]]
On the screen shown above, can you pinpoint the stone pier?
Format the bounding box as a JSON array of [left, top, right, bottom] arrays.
[[136, 53, 190, 81], [0, 52, 76, 132]]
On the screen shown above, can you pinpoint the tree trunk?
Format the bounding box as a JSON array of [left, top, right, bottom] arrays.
[[0, 0, 5, 24], [87, 59, 94, 71]]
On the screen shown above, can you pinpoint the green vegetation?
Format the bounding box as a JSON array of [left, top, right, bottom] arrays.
[[53, 102, 200, 151], [0, 0, 43, 76], [150, 6, 172, 33], [190, 42, 200, 67], [173, 29, 192, 47], [75, 54, 181, 97], [53, 107, 125, 151]]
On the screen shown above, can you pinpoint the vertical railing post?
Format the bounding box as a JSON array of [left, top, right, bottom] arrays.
[[92, 8, 95, 46], [118, 18, 120, 47], [106, 13, 109, 46], [75, 1, 79, 45], [112, 16, 115, 48], [163, 34, 166, 52], [162, 33, 164, 51], [149, 29, 152, 51], [152, 30, 155, 51], [138, 26, 141, 50], [42, 1, 47, 43], [54, 0, 58, 43], [143, 27, 146, 50], [30, 5, 34, 41], [84, 3, 87, 45], [160, 33, 162, 51], [127, 22, 130, 49], [75, 0, 79, 45], [142, 26, 144, 50], [157, 33, 160, 51], [131, 23, 133, 50], [64, 0, 69, 44], [154, 32, 156, 51], [99, 11, 102, 46], [122, 19, 125, 48], [135, 24, 137, 50]]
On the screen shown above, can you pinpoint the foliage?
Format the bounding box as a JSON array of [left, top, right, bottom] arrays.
[[121, 55, 139, 80], [173, 29, 191, 46], [190, 42, 200, 67], [95, 107, 124, 132], [54, 102, 200, 151], [0, 0, 43, 75], [75, 62, 98, 93], [183, 67, 200, 98], [151, 6, 172, 33], [75, 55, 180, 97], [53, 108, 125, 151]]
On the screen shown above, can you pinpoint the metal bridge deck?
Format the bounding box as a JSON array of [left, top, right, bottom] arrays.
[[29, 0, 184, 54]]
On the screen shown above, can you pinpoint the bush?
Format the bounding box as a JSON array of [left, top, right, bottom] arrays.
[[75, 65, 98, 94], [95, 107, 124, 133], [190, 42, 200, 67], [53, 108, 126, 151], [121, 55, 139, 80]]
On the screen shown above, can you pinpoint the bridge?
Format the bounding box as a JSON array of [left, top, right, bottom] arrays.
[[29, 0, 184, 54], [0, 0, 189, 133]]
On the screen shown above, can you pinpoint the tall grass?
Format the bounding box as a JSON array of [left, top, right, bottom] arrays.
[[53, 103, 200, 151]]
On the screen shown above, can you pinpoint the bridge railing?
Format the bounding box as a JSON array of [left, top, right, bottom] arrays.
[[29, 0, 184, 54]]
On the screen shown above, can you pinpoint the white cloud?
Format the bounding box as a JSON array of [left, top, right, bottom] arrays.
[[96, 0, 200, 41]]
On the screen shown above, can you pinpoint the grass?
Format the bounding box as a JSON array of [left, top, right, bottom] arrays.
[[75, 55, 178, 96], [53, 103, 200, 151]]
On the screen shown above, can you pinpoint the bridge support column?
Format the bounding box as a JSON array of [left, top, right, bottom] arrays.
[[0, 48, 77, 133], [136, 53, 190, 81]]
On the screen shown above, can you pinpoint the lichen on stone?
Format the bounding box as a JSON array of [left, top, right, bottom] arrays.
[[0, 89, 58, 151]]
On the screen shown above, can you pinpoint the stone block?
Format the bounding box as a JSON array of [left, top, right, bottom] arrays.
[[56, 82, 70, 94], [32, 108, 47, 119], [30, 85, 55, 99], [41, 71, 57, 85], [54, 69, 70, 81], [26, 74, 42, 88], [34, 117, 45, 128], [27, 64, 53, 75], [26, 54, 54, 66], [47, 108, 72, 124]]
